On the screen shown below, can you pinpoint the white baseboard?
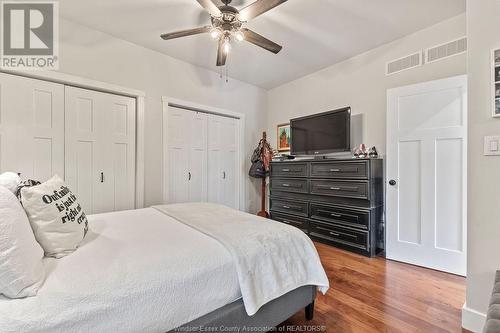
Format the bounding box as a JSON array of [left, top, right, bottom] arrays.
[[462, 303, 486, 332]]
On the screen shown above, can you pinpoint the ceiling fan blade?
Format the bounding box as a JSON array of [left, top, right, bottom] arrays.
[[242, 28, 282, 54], [239, 0, 287, 21], [160, 26, 211, 40], [216, 38, 227, 66], [196, 0, 221, 17]]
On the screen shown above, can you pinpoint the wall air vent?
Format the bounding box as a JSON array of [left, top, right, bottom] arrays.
[[386, 52, 422, 76], [425, 37, 467, 64]]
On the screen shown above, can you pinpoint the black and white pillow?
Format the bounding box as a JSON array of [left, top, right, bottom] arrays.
[[21, 175, 89, 258]]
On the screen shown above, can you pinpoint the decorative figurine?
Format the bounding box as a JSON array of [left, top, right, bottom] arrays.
[[358, 144, 367, 158], [368, 146, 378, 158]]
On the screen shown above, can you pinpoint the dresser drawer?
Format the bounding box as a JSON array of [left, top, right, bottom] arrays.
[[310, 204, 369, 230], [270, 198, 308, 217], [270, 178, 308, 194], [310, 161, 368, 179], [271, 162, 308, 178], [310, 180, 369, 199], [271, 212, 309, 232], [310, 220, 369, 251]]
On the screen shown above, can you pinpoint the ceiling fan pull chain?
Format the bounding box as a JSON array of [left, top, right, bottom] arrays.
[[226, 62, 229, 83]]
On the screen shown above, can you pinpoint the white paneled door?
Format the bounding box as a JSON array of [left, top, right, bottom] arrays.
[[65, 86, 136, 214], [166, 107, 208, 203], [166, 106, 240, 209], [386, 75, 467, 276], [208, 114, 239, 208], [0, 73, 64, 180]]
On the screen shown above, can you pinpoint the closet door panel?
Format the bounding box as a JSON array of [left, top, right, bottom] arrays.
[[207, 114, 224, 204], [222, 117, 239, 209], [65, 87, 136, 214], [188, 112, 208, 202], [0, 73, 64, 180], [167, 107, 190, 203], [223, 150, 237, 208], [106, 97, 136, 212], [65, 87, 105, 214]]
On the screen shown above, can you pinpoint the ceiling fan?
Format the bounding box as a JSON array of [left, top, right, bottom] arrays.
[[160, 0, 287, 67]]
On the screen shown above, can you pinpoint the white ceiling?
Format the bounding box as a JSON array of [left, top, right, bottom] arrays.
[[59, 0, 465, 89]]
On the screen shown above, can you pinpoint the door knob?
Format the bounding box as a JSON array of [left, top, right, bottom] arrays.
[[389, 179, 397, 186]]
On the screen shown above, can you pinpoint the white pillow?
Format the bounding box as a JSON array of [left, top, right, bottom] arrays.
[[0, 186, 45, 298], [0, 172, 21, 194], [21, 175, 89, 258]]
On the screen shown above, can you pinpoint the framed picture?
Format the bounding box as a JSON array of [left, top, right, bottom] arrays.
[[492, 48, 500, 117], [277, 123, 291, 152]]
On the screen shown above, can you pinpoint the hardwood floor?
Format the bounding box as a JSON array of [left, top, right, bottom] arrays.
[[281, 243, 468, 333]]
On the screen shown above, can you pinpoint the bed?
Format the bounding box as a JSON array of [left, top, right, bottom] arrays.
[[0, 203, 328, 333]]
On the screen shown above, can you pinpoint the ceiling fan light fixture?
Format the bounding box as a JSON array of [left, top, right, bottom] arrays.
[[235, 30, 245, 42], [210, 28, 222, 39]]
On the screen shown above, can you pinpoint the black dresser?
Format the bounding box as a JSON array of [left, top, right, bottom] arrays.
[[269, 158, 384, 257]]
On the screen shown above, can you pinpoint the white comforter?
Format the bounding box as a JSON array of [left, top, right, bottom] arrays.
[[0, 208, 241, 333], [154, 203, 329, 316]]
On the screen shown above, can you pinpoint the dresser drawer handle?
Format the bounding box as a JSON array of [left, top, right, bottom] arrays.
[[330, 230, 357, 238], [318, 226, 358, 239], [329, 169, 341, 172], [280, 204, 302, 211], [281, 183, 302, 188], [281, 168, 303, 173], [317, 209, 361, 222], [317, 185, 359, 192]]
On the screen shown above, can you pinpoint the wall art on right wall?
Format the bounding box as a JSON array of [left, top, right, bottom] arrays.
[[493, 49, 500, 117]]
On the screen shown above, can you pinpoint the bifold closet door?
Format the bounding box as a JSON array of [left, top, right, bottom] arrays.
[[65, 86, 136, 214], [0, 73, 64, 180], [166, 107, 207, 203], [207, 114, 239, 209]]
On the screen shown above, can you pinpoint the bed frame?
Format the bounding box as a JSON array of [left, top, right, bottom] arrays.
[[169, 285, 316, 332]]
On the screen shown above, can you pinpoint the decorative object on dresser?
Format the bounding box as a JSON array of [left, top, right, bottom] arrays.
[[277, 123, 291, 152], [270, 158, 384, 257]]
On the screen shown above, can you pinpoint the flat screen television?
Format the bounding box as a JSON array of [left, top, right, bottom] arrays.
[[290, 107, 351, 155]]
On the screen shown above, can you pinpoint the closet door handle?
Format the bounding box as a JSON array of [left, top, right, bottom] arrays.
[[223, 171, 226, 179], [100, 172, 104, 183], [188, 172, 191, 181]]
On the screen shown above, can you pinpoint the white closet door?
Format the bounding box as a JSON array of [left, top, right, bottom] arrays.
[[0, 73, 64, 180], [207, 114, 239, 209], [208, 114, 224, 204], [221, 117, 238, 209], [188, 112, 208, 202], [166, 107, 190, 203], [65, 87, 136, 214], [166, 107, 208, 203], [103, 93, 136, 212]]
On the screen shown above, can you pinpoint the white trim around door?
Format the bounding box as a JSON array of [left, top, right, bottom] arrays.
[[162, 97, 246, 211], [1, 70, 146, 209]]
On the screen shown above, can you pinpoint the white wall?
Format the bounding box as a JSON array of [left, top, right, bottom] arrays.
[[463, 0, 500, 331], [266, 14, 466, 155], [57, 19, 267, 212]]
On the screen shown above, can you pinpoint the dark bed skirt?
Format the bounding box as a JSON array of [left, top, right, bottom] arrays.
[[169, 285, 317, 333]]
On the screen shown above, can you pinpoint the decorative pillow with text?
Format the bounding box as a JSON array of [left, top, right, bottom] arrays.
[[21, 175, 89, 258]]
